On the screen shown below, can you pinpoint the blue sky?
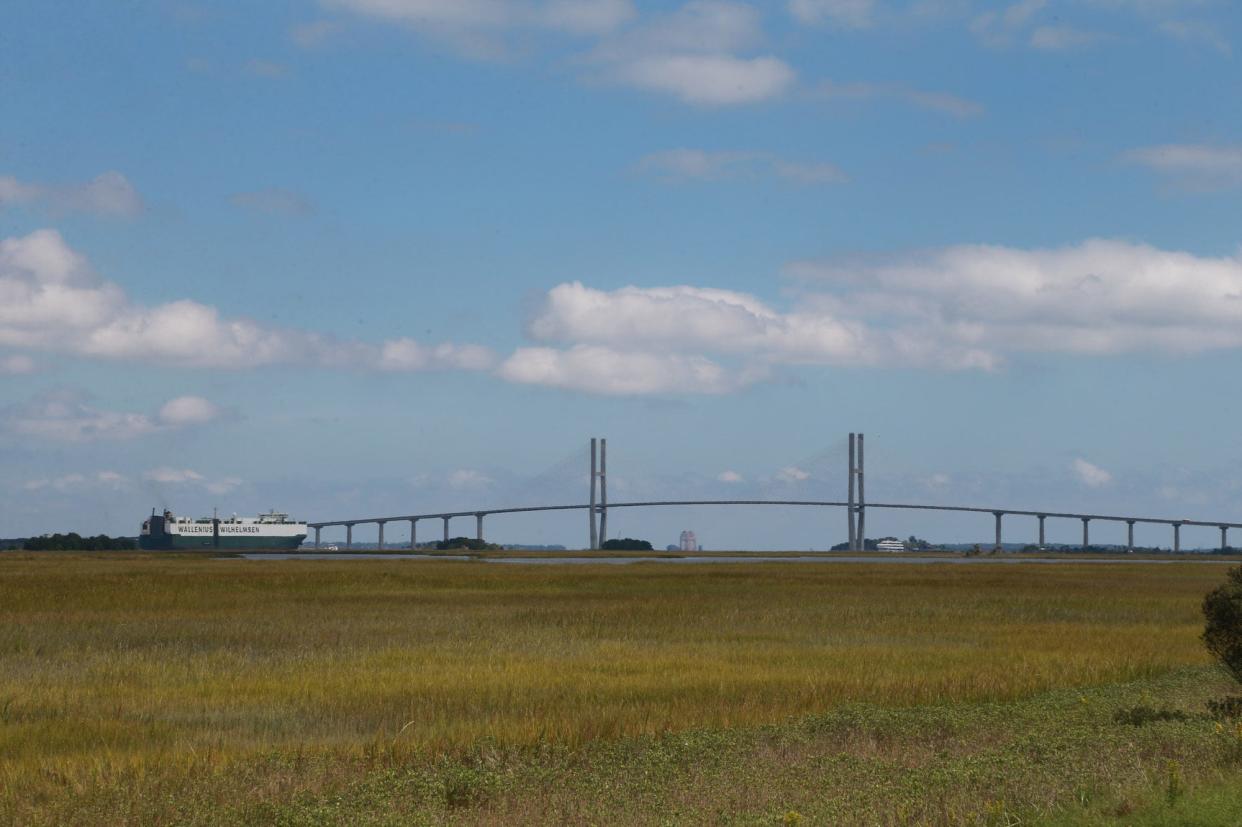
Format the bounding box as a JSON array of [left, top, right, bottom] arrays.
[[2, 0, 1241, 549]]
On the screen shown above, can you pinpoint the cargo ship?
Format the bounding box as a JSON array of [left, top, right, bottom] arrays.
[[139, 509, 307, 550]]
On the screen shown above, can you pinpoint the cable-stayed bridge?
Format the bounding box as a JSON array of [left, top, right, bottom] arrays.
[[307, 435, 1242, 553]]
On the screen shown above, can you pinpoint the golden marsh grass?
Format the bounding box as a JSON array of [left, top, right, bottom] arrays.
[[0, 555, 1232, 822]]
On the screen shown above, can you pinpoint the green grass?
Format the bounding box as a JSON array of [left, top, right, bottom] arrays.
[[1, 554, 1239, 824]]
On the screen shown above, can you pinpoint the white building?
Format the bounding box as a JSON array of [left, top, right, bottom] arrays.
[[679, 530, 698, 552], [876, 538, 906, 552]]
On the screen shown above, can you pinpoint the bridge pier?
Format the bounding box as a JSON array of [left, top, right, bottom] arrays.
[[409, 519, 417, 550], [847, 433, 857, 551], [346, 523, 353, 550], [589, 438, 598, 550], [1173, 522, 1181, 554], [599, 438, 608, 545], [1037, 515, 1045, 549], [1081, 517, 1090, 552], [857, 433, 866, 550], [994, 511, 1004, 552], [442, 516, 450, 543], [314, 526, 320, 550], [476, 513, 484, 543], [1127, 520, 1135, 553], [1222, 525, 1229, 553]]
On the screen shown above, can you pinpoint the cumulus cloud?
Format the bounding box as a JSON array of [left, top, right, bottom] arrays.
[[1122, 144, 1242, 190], [324, 0, 634, 54], [717, 469, 744, 483], [24, 471, 128, 492], [0, 171, 143, 218], [157, 396, 222, 427], [815, 80, 983, 118], [589, 2, 795, 105], [499, 344, 749, 395], [0, 229, 494, 372], [1, 391, 224, 443], [447, 469, 494, 488], [143, 468, 205, 484], [1072, 458, 1113, 488], [140, 467, 243, 495], [635, 149, 846, 184], [501, 237, 1242, 394], [776, 466, 811, 483]]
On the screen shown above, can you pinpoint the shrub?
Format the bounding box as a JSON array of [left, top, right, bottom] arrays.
[[601, 538, 653, 551], [1112, 705, 1189, 726], [1203, 566, 1242, 684]]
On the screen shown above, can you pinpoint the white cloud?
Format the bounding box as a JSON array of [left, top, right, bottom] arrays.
[[1072, 458, 1113, 488], [787, 239, 1242, 360], [499, 345, 748, 395], [3, 391, 163, 442], [0, 354, 35, 374], [788, 0, 875, 28], [157, 396, 222, 427], [717, 470, 744, 483], [0, 171, 143, 218], [590, 2, 795, 106], [505, 236, 1242, 394], [1122, 144, 1242, 189], [609, 53, 794, 106], [448, 469, 494, 488], [230, 188, 315, 216], [815, 80, 983, 118], [0, 229, 494, 372], [776, 466, 811, 483], [23, 471, 128, 492], [141, 467, 243, 495], [635, 149, 845, 184], [143, 468, 206, 484], [2, 391, 223, 443], [378, 339, 498, 371], [324, 0, 635, 44], [244, 59, 291, 78]]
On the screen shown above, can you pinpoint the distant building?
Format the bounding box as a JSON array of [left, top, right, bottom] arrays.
[[679, 530, 698, 552], [876, 538, 905, 553]]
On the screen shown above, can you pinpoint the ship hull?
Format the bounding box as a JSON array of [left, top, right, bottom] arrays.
[[138, 534, 305, 551]]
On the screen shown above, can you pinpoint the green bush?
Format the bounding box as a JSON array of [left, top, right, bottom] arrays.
[[1203, 566, 1242, 684], [601, 538, 653, 551]]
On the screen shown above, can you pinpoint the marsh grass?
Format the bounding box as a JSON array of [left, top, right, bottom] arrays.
[[0, 555, 1235, 823]]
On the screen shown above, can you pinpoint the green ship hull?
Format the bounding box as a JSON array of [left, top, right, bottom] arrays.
[[138, 534, 305, 551]]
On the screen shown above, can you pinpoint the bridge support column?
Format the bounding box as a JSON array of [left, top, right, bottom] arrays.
[[314, 526, 320, 550], [599, 438, 607, 545], [1127, 520, 1135, 553], [1080, 518, 1089, 552], [409, 519, 417, 550], [442, 516, 450, 543], [994, 512, 1004, 552], [857, 433, 866, 550], [346, 523, 353, 550], [589, 438, 598, 550], [847, 433, 857, 551], [1173, 522, 1181, 554], [377, 521, 385, 551], [1222, 526, 1229, 554], [476, 514, 484, 543], [1037, 515, 1045, 549]]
